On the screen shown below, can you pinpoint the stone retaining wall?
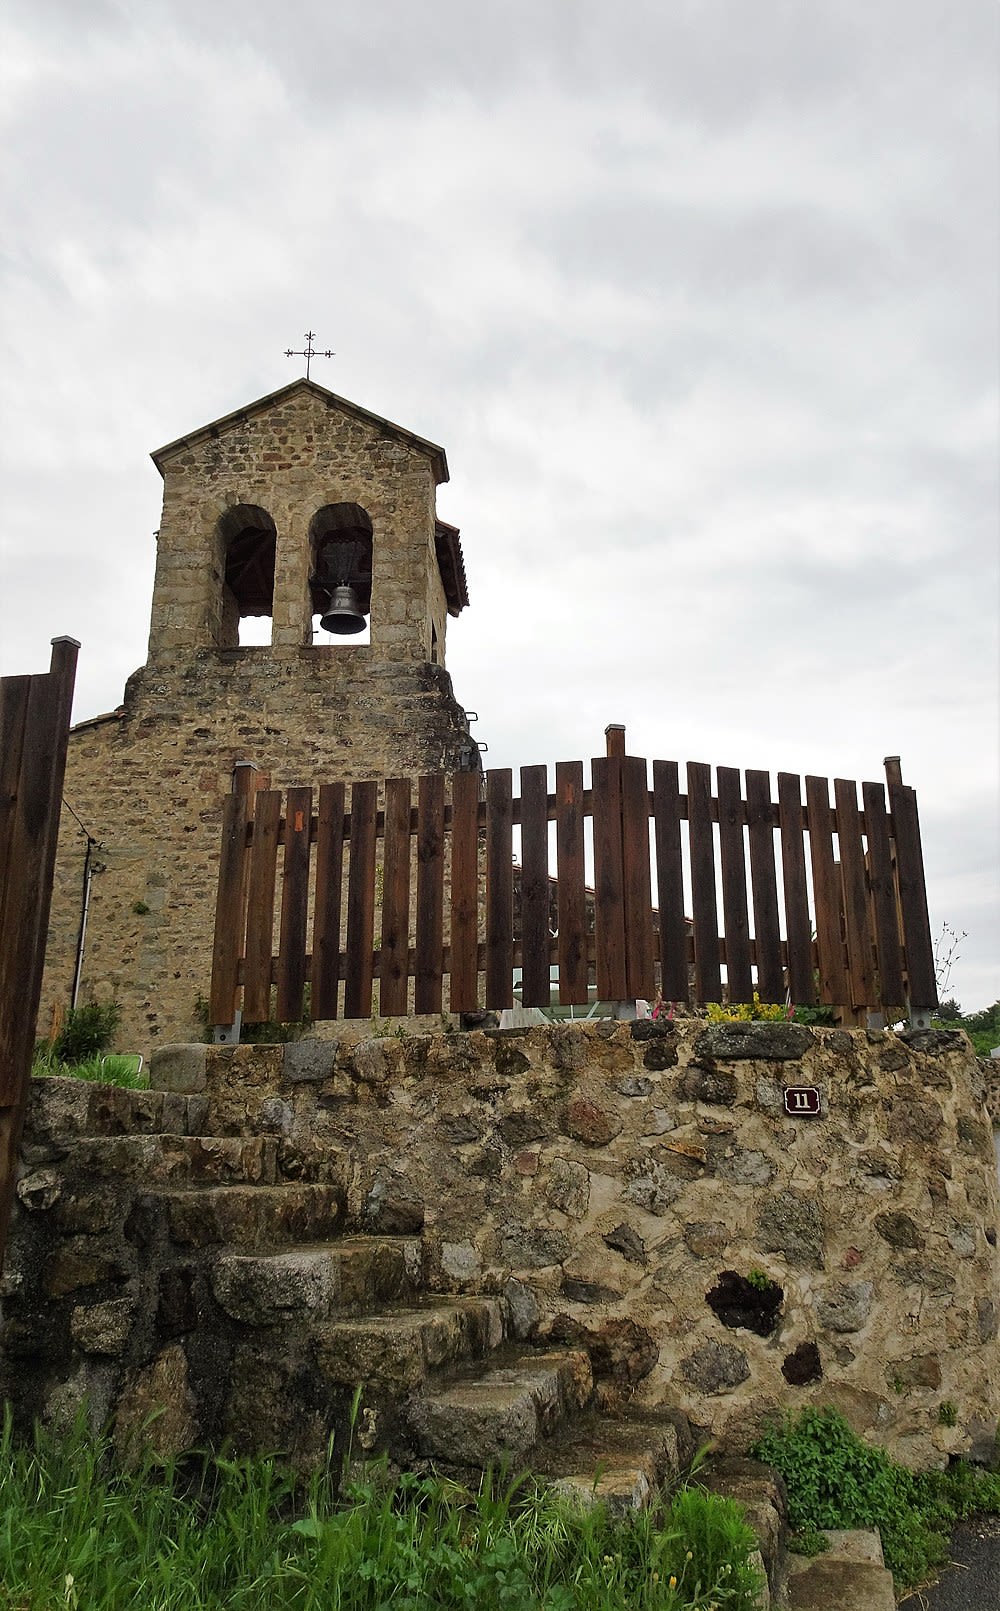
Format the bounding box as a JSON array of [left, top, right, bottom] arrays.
[[5, 1022, 998, 1471]]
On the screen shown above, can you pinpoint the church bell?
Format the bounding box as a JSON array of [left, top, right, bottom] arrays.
[[319, 583, 366, 635]]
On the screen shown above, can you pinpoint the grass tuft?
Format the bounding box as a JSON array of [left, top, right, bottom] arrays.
[[0, 1410, 766, 1609]]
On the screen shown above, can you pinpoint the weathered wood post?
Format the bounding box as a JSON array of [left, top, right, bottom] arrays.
[[0, 637, 79, 1271]]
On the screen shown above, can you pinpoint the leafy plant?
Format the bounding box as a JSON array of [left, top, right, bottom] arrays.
[[789, 1003, 836, 1026], [48, 998, 121, 1063], [705, 996, 836, 1027], [746, 1269, 771, 1293], [706, 995, 789, 1024], [752, 1407, 1000, 1592]]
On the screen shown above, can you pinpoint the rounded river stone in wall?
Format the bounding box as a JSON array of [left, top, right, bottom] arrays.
[[677, 1064, 738, 1105], [563, 1096, 622, 1146], [815, 1281, 874, 1333], [680, 1339, 751, 1394], [755, 1191, 825, 1269], [874, 1211, 924, 1250]]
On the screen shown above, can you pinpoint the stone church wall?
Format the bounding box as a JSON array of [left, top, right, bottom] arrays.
[[6, 1022, 997, 1471], [39, 381, 475, 1053], [41, 653, 473, 1052]]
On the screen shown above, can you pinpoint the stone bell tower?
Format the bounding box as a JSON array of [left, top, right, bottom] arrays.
[[40, 380, 476, 1052]]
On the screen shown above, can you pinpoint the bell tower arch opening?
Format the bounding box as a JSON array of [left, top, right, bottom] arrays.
[[309, 503, 373, 645], [216, 504, 277, 647]]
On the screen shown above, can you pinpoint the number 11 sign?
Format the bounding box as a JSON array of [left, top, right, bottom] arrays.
[[783, 1087, 821, 1116]]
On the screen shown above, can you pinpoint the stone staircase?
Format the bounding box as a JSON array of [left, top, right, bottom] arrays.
[[8, 1075, 903, 1609]]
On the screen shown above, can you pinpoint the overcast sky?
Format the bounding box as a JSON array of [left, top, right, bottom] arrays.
[[2, 0, 997, 1011]]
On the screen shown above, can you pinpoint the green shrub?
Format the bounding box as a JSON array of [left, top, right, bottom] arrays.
[[752, 1407, 1000, 1592], [50, 998, 121, 1063]]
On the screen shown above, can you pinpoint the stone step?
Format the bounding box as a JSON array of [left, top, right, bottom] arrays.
[[404, 1348, 593, 1468], [534, 1410, 682, 1517], [313, 1297, 506, 1393], [26, 1076, 207, 1149], [210, 1237, 423, 1325], [61, 1133, 279, 1187], [154, 1182, 342, 1249], [783, 1530, 895, 1611], [702, 1455, 787, 1605]]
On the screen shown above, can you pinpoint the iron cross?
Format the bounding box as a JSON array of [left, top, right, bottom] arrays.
[[284, 331, 334, 380]]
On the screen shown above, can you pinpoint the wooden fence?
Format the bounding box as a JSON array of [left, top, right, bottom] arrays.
[[0, 637, 79, 1269], [209, 730, 937, 1030]]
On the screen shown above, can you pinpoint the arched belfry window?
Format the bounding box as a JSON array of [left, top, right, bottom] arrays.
[[217, 504, 277, 646], [309, 503, 373, 643]]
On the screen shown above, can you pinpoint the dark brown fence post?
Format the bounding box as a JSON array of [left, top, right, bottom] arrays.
[[885, 756, 937, 1023], [0, 637, 79, 1272], [209, 762, 269, 1038]]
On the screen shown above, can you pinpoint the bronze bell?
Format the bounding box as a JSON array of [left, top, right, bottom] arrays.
[[319, 584, 366, 635]]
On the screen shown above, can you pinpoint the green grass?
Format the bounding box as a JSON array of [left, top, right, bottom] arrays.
[[31, 1048, 148, 1089], [0, 1413, 764, 1611], [753, 1407, 1000, 1592]]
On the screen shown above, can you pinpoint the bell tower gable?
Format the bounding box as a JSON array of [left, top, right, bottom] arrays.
[[146, 381, 465, 664]]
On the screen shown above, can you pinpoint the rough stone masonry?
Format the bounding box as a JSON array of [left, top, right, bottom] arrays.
[[39, 380, 475, 1053], [5, 1021, 998, 1473]]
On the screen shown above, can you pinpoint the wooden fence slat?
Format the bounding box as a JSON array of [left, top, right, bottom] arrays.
[[652, 760, 688, 1002], [805, 775, 850, 1008], [746, 769, 783, 1002], [555, 761, 588, 1005], [592, 755, 628, 1000], [313, 782, 346, 1019], [448, 771, 480, 1013], [242, 789, 282, 1022], [379, 778, 412, 1017], [622, 755, 655, 1000], [485, 769, 514, 1010], [344, 780, 378, 1019], [861, 780, 905, 1008], [519, 764, 551, 1009], [777, 772, 815, 1005], [834, 778, 877, 1010], [687, 761, 722, 1003], [276, 786, 312, 1023], [717, 765, 753, 1005], [414, 773, 445, 1015], [887, 774, 938, 1007], [0, 677, 31, 932]]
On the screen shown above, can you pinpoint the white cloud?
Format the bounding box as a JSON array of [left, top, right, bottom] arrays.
[[1, 0, 996, 1007]]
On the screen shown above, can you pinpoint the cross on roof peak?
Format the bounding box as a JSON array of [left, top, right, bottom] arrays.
[[284, 330, 334, 380]]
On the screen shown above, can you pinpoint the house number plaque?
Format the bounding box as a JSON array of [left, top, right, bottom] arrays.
[[783, 1087, 821, 1116]]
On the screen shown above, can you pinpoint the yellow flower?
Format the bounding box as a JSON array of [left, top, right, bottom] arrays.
[[668, 1575, 677, 1590]]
